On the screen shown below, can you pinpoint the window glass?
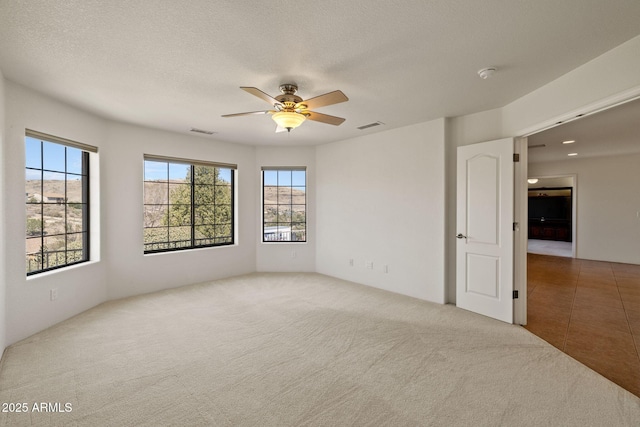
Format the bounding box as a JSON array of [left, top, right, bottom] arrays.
[[25, 135, 90, 275], [144, 160, 167, 181], [42, 141, 66, 172], [262, 168, 306, 242], [66, 147, 83, 175], [144, 159, 235, 253]]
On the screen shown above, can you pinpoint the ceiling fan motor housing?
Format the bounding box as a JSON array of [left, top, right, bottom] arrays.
[[275, 84, 303, 105]]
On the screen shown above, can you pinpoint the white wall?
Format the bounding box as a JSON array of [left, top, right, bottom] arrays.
[[0, 72, 6, 351], [4, 82, 109, 345], [316, 120, 446, 303], [529, 154, 640, 265], [255, 146, 316, 272], [503, 35, 640, 136], [104, 123, 257, 299], [446, 34, 640, 303], [2, 82, 258, 345]]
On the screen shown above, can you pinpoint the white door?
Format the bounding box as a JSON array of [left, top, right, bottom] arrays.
[[456, 138, 514, 323]]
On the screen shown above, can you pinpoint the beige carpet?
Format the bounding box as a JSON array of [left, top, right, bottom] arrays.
[[0, 273, 638, 426]]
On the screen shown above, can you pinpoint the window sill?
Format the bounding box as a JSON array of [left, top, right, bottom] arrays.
[[26, 259, 100, 281], [261, 241, 308, 245], [143, 242, 238, 256]]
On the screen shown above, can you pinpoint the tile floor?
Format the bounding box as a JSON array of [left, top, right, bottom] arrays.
[[525, 253, 640, 397]]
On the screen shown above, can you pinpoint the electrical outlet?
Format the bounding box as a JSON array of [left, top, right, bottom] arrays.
[[291, 250, 297, 258], [50, 288, 58, 301], [349, 258, 354, 266], [383, 265, 389, 273], [365, 261, 373, 270]]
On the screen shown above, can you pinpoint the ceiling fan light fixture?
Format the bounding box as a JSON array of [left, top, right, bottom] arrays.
[[272, 111, 306, 132]]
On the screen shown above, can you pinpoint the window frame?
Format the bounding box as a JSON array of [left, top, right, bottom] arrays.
[[25, 130, 94, 276], [262, 167, 307, 243], [143, 155, 236, 254]]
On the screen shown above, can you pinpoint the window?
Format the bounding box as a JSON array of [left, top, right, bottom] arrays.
[[25, 130, 94, 275], [143, 156, 235, 253], [262, 167, 306, 242]]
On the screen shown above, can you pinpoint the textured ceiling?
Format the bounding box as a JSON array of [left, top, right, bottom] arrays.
[[1, 0, 640, 146]]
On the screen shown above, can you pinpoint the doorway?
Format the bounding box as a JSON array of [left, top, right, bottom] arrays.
[[521, 96, 640, 397], [526, 176, 576, 258]]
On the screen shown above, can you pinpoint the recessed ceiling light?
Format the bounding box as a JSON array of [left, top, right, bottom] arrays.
[[562, 140, 575, 144], [527, 178, 539, 184], [568, 153, 578, 156]]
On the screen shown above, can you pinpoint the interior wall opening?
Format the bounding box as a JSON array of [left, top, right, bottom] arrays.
[[520, 94, 640, 397], [526, 177, 575, 258]]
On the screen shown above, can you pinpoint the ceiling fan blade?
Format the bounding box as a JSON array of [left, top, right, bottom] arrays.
[[221, 110, 272, 118], [306, 111, 346, 126], [240, 87, 280, 106], [297, 90, 348, 110]]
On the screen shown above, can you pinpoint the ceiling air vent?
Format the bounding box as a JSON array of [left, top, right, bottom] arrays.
[[357, 121, 384, 130], [190, 128, 216, 135]]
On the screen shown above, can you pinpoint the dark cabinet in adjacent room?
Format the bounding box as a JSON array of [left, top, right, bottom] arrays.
[[528, 187, 572, 242]]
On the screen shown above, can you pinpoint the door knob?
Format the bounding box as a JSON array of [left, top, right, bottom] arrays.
[[456, 233, 467, 239]]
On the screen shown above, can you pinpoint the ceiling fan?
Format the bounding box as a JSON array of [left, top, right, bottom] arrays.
[[222, 84, 348, 132]]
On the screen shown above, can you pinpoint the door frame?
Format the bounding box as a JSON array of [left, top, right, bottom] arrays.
[[513, 138, 527, 325]]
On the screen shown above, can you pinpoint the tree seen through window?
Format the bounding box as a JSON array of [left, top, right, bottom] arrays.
[[143, 158, 234, 253]]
